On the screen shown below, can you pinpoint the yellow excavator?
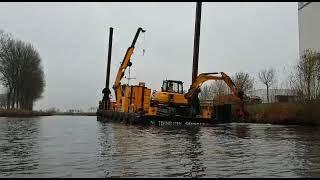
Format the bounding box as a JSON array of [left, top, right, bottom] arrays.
[[149, 72, 246, 119]]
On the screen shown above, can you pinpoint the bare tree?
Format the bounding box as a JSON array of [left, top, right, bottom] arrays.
[[88, 107, 97, 112], [231, 72, 254, 94], [0, 93, 6, 108], [213, 80, 228, 96], [258, 68, 276, 103], [296, 49, 320, 101], [287, 49, 320, 101], [0, 32, 15, 109], [199, 82, 215, 102], [198, 80, 228, 102], [0, 30, 45, 110]]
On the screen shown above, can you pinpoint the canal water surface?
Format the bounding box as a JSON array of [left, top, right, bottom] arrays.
[[0, 116, 320, 178]]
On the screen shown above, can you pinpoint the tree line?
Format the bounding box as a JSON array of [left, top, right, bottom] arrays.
[[199, 48, 320, 104], [0, 30, 45, 110]]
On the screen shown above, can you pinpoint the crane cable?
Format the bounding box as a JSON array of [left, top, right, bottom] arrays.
[[142, 32, 146, 56], [127, 31, 146, 85]]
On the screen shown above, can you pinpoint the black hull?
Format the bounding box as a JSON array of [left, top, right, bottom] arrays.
[[96, 109, 226, 126]]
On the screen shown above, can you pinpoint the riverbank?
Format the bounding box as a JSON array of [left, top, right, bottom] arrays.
[[0, 109, 96, 117], [2, 103, 319, 125], [53, 112, 96, 116], [0, 109, 53, 117], [242, 101, 320, 126]]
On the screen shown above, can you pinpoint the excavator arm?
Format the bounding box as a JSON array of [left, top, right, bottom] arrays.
[[184, 72, 244, 101], [220, 72, 244, 100], [112, 27, 146, 105], [184, 72, 246, 118]]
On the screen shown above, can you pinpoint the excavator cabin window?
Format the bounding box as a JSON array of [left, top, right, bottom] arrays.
[[161, 80, 183, 94]]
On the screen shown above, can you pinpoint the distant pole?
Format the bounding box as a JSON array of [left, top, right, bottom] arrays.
[[192, 2, 202, 83], [102, 27, 113, 101], [106, 27, 113, 90]]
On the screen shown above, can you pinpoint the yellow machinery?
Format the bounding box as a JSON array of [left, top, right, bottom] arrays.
[[98, 2, 249, 123], [149, 72, 245, 118], [120, 82, 151, 113], [146, 2, 246, 119], [107, 27, 246, 119], [152, 80, 188, 105], [112, 27, 152, 114], [150, 80, 189, 116]]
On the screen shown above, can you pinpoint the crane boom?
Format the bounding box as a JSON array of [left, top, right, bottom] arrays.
[[112, 27, 146, 107]]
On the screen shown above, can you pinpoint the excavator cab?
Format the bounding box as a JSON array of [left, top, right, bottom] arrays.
[[161, 80, 184, 94], [151, 80, 188, 108]]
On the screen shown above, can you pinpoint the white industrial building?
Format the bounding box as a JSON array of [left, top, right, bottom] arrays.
[[298, 2, 320, 53]]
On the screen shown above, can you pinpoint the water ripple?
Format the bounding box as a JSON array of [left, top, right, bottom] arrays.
[[1, 116, 320, 177]]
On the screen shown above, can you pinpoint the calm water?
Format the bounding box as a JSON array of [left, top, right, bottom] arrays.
[[0, 116, 320, 178]]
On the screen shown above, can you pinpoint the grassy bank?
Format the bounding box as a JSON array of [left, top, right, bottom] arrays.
[[0, 109, 53, 117], [0, 109, 96, 117], [53, 112, 96, 116], [243, 101, 320, 126]]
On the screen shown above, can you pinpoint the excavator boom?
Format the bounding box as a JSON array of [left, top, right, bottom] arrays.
[[185, 72, 244, 101], [183, 71, 246, 118]]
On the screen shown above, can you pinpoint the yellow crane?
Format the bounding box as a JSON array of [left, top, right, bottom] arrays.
[[112, 27, 153, 114]]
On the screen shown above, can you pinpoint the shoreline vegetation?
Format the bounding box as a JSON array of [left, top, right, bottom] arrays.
[[240, 101, 320, 126], [54, 112, 96, 116], [0, 109, 96, 117], [0, 30, 45, 111]]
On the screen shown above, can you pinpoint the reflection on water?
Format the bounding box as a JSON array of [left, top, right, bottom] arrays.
[[180, 127, 206, 178], [288, 126, 320, 177], [0, 117, 40, 176], [1, 116, 320, 177]]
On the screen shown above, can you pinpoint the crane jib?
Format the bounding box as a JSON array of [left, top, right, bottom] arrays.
[[113, 27, 146, 105]]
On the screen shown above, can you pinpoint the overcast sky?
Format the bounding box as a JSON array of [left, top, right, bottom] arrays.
[[0, 2, 299, 111]]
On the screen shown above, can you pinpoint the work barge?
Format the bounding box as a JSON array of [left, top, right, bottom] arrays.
[[96, 2, 247, 126], [96, 103, 234, 126]]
